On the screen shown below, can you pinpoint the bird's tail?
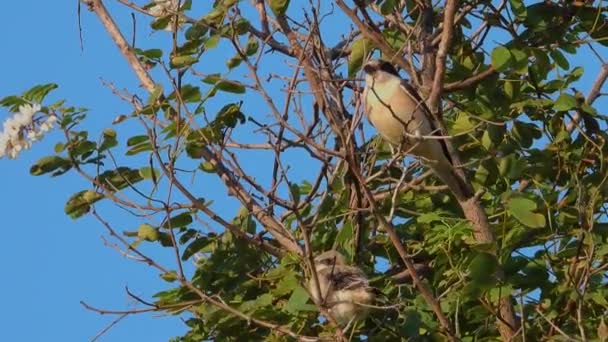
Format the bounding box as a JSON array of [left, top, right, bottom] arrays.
[[428, 157, 472, 202]]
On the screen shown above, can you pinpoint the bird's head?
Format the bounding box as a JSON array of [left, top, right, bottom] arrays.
[[363, 59, 400, 83], [314, 250, 347, 271]]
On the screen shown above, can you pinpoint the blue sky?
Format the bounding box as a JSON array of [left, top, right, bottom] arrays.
[[1, 1, 607, 342], [0, 1, 187, 341]]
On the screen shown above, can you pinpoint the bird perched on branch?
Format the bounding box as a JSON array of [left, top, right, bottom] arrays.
[[362, 59, 471, 200], [308, 250, 375, 328]]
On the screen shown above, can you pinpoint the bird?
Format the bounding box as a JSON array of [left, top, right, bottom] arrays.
[[307, 250, 375, 328], [362, 59, 471, 200]]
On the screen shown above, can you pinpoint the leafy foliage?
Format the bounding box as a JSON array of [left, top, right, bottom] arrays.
[[3, 0, 608, 341]]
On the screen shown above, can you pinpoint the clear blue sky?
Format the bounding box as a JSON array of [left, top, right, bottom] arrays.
[[1, 1, 606, 342], [0, 1, 188, 341]]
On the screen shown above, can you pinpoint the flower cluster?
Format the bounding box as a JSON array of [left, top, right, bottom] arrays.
[[148, 0, 183, 31], [0, 103, 57, 159]]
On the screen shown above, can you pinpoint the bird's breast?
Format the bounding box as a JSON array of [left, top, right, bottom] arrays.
[[363, 81, 418, 146]]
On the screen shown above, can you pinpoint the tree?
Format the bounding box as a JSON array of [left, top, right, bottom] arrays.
[[2, 0, 607, 340]]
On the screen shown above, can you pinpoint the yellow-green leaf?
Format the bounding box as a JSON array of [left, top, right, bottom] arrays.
[[507, 197, 546, 228], [138, 224, 159, 241], [348, 38, 373, 77], [269, 0, 290, 16], [491, 46, 513, 72]]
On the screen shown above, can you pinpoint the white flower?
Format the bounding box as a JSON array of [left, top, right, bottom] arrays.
[[0, 103, 56, 159], [148, 0, 177, 16], [18, 103, 40, 119], [148, 0, 183, 31], [46, 115, 57, 125]]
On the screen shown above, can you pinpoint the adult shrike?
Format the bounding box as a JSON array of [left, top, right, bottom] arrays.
[[362, 59, 470, 200], [308, 251, 375, 328]]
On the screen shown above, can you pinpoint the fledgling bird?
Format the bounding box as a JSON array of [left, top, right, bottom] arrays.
[[308, 251, 375, 328], [362, 59, 470, 200]]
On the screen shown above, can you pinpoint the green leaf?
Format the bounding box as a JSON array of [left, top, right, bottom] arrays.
[[30, 156, 72, 176], [69, 140, 97, 159], [126, 135, 153, 156], [509, 0, 527, 19], [199, 161, 216, 173], [226, 55, 242, 69], [178, 85, 201, 103], [510, 48, 528, 74], [181, 236, 211, 260], [285, 286, 316, 314], [577, 7, 608, 47], [268, 0, 290, 16], [402, 310, 422, 337], [127, 135, 149, 146], [469, 252, 498, 282], [507, 197, 546, 228], [204, 34, 220, 49], [289, 184, 300, 203], [171, 55, 198, 68], [498, 154, 526, 180], [245, 36, 259, 56], [0, 95, 28, 112], [512, 121, 541, 148], [379, 0, 398, 14], [148, 84, 164, 105], [138, 224, 159, 241], [23, 83, 58, 103], [139, 48, 163, 59], [151, 16, 172, 30], [65, 190, 104, 219], [273, 272, 298, 297], [491, 46, 513, 72], [550, 50, 569, 70], [185, 21, 209, 40], [453, 114, 474, 133], [216, 80, 246, 94], [240, 293, 274, 314], [481, 130, 493, 149], [163, 212, 193, 229], [139, 167, 159, 180], [554, 93, 578, 111], [160, 271, 179, 282], [126, 143, 153, 156], [99, 128, 118, 151], [335, 222, 354, 248], [348, 38, 373, 77], [417, 212, 442, 224], [202, 74, 221, 85], [54, 143, 66, 153], [97, 167, 144, 191]]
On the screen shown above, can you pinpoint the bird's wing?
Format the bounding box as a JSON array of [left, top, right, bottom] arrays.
[[399, 80, 454, 165], [327, 266, 370, 291]]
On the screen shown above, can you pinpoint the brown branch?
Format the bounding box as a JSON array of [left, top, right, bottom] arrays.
[[145, 122, 293, 256], [271, 6, 455, 338], [335, 0, 418, 78], [417, 1, 519, 339], [389, 263, 432, 284], [85, 0, 301, 256], [566, 63, 608, 133], [427, 0, 458, 111], [90, 313, 128, 342], [588, 63, 608, 104], [346, 157, 457, 341], [83, 0, 155, 93], [444, 66, 497, 92], [90, 209, 315, 341]]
